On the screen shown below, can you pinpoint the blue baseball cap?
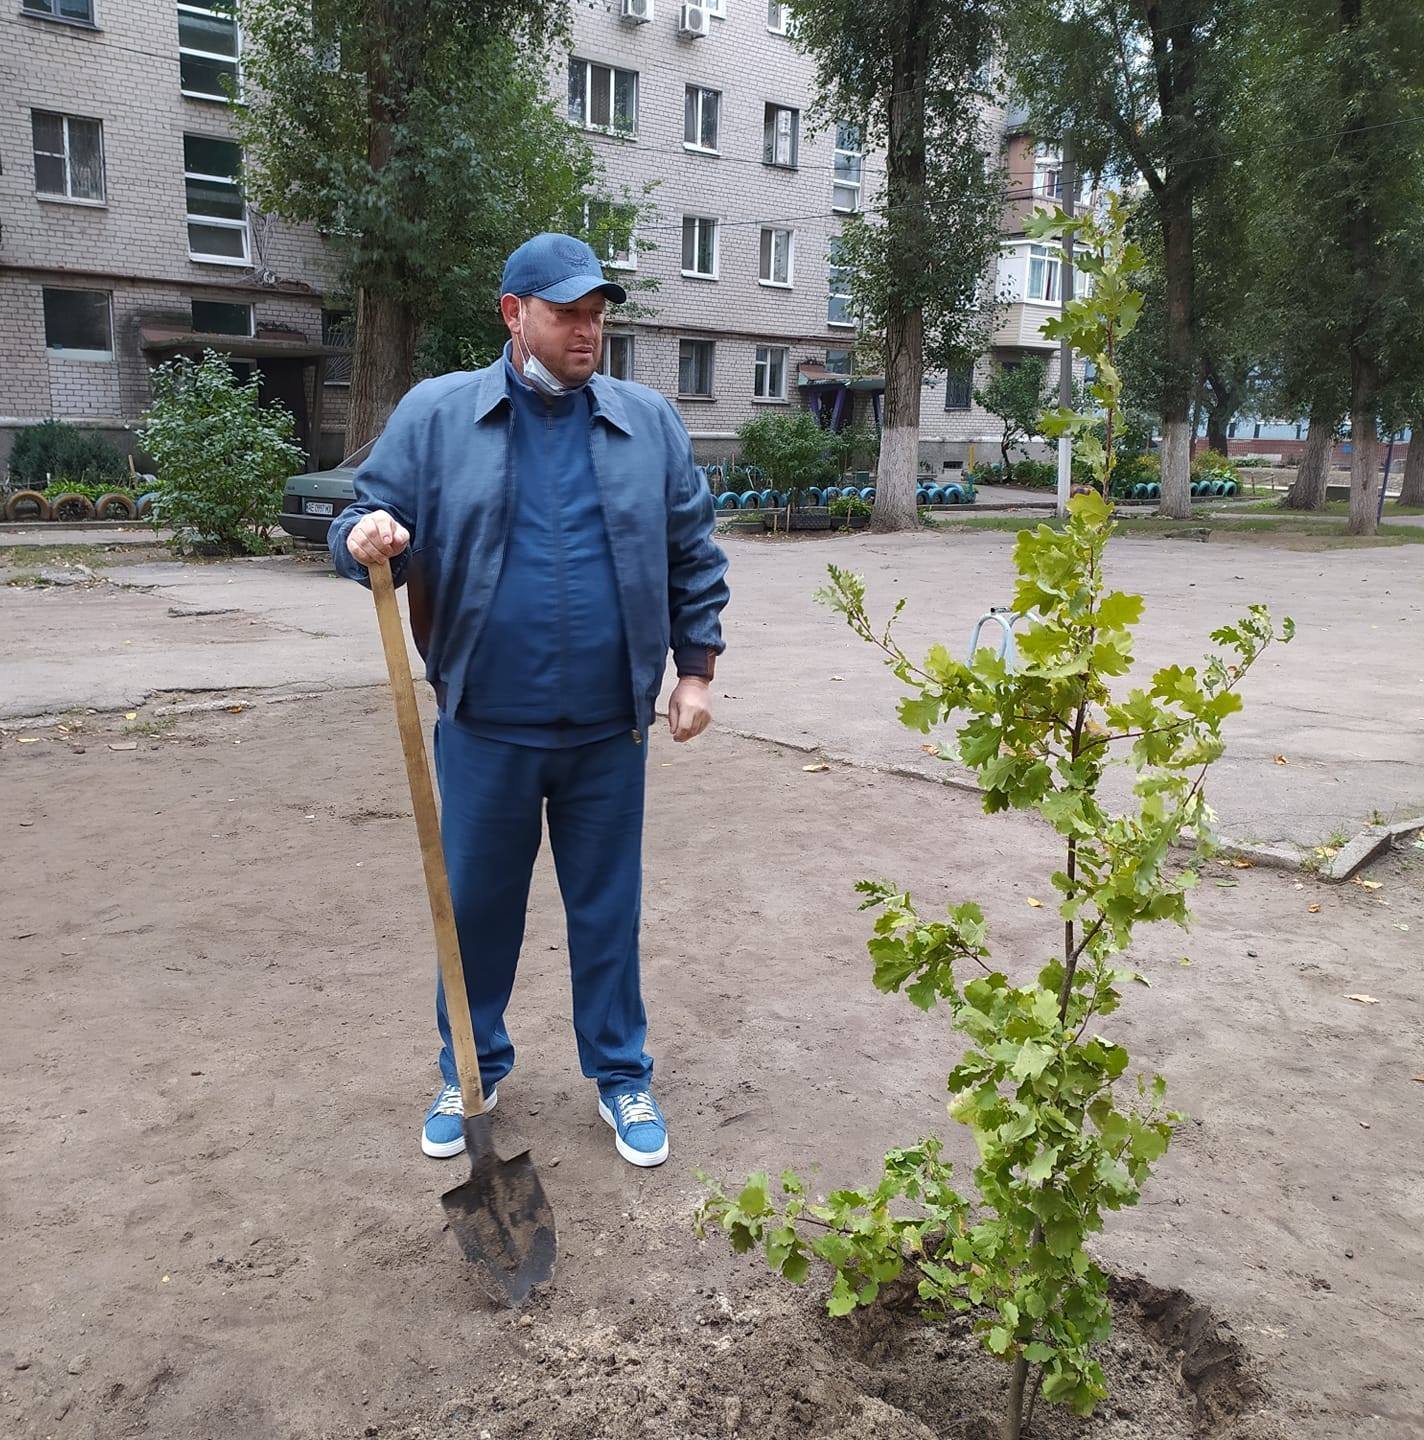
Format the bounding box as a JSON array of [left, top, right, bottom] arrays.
[[500, 232, 628, 305]]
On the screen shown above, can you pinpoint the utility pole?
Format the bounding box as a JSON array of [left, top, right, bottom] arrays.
[[1056, 140, 1076, 519]]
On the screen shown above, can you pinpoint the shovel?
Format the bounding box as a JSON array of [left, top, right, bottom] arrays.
[[368, 556, 557, 1306]]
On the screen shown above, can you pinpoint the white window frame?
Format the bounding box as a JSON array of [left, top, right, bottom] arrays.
[[1026, 242, 1061, 303], [833, 121, 863, 213], [766, 0, 787, 33], [191, 297, 254, 336], [681, 215, 719, 280], [184, 135, 250, 266], [758, 227, 794, 288], [1033, 143, 1063, 201], [568, 57, 638, 139], [683, 84, 720, 154], [178, 2, 242, 102], [602, 333, 635, 382], [827, 241, 855, 328], [753, 345, 788, 402], [763, 103, 799, 168], [32, 110, 106, 204], [42, 286, 113, 362], [703, 0, 726, 14], [678, 338, 715, 398], [583, 199, 637, 271]]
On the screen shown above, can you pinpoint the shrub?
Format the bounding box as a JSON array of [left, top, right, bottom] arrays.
[[1190, 448, 1239, 481], [828, 493, 871, 518], [967, 462, 1007, 486], [138, 350, 303, 554], [736, 411, 842, 506], [1011, 458, 1057, 488], [8, 421, 126, 490]]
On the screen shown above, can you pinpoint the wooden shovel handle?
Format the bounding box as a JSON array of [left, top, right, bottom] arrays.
[[368, 557, 487, 1116]]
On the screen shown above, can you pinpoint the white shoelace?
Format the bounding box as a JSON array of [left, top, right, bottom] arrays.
[[614, 1092, 659, 1126], [432, 1085, 463, 1116]]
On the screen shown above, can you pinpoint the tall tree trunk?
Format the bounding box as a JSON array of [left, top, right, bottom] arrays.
[[1347, 407, 1381, 534], [1205, 408, 1230, 455], [347, 289, 419, 448], [1158, 185, 1195, 518], [1399, 418, 1424, 506], [870, 18, 928, 533], [344, 0, 422, 450], [1283, 408, 1334, 510]]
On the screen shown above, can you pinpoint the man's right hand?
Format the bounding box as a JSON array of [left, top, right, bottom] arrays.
[[347, 510, 410, 567]]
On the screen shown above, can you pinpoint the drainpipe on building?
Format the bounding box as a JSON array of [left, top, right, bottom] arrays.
[[1056, 141, 1077, 519]]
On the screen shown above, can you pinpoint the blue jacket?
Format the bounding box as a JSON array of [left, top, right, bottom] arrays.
[[328, 360, 730, 734]]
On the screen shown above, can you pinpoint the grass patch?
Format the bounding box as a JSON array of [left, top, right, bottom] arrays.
[[3, 572, 52, 587], [123, 716, 178, 737], [0, 544, 126, 570], [931, 511, 1424, 548]]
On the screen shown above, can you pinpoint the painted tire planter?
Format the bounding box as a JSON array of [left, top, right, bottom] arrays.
[[3, 490, 51, 522], [738, 491, 762, 509], [49, 492, 97, 522], [94, 492, 138, 520], [136, 492, 160, 518], [943, 484, 965, 504]]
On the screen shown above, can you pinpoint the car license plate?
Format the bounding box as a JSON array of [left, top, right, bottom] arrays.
[[305, 500, 334, 516]]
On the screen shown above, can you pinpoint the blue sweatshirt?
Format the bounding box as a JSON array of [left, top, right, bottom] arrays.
[[454, 356, 633, 746]]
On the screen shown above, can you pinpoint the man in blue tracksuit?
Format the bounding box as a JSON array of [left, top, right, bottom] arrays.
[[330, 234, 729, 1169]]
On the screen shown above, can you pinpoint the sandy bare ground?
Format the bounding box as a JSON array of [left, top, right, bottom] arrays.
[[3, 692, 1421, 1439]]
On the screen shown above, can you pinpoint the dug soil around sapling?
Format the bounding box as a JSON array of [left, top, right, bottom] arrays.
[[3, 693, 1419, 1438]]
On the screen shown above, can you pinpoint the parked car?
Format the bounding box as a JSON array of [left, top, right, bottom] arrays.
[[278, 439, 373, 543]]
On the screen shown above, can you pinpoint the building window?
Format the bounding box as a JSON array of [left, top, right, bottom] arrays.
[[763, 104, 799, 168], [681, 215, 718, 279], [678, 339, 714, 398], [178, 3, 240, 101], [683, 85, 720, 152], [184, 133, 249, 264], [833, 122, 862, 212], [568, 58, 637, 138], [704, 0, 725, 14], [945, 364, 973, 411], [602, 333, 634, 381], [1033, 143, 1063, 201], [22, 0, 94, 22], [766, 0, 787, 32], [824, 348, 852, 375], [323, 309, 353, 385], [42, 287, 112, 360], [584, 199, 637, 270], [1026, 244, 1061, 303], [191, 298, 252, 335], [754, 345, 788, 401], [758, 227, 793, 287], [827, 238, 854, 327], [32, 111, 104, 203]]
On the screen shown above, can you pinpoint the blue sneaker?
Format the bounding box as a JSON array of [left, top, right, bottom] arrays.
[[420, 1082, 497, 1158], [598, 1089, 668, 1168]]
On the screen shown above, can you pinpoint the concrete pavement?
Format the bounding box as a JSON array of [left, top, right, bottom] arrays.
[[2, 528, 1421, 847]]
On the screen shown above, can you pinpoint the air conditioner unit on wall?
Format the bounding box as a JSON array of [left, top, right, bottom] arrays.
[[621, 0, 652, 22], [678, 3, 710, 37]]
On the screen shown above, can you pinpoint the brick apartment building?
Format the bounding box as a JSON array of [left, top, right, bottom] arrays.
[[1, 0, 1076, 476]]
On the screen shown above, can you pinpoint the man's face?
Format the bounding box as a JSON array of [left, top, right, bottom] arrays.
[[508, 293, 606, 386]]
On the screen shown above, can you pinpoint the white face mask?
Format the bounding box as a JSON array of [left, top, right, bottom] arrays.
[[516, 303, 586, 399]]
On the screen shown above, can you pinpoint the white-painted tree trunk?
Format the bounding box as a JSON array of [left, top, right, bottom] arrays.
[[873, 423, 920, 531], [1158, 419, 1192, 519], [1346, 411, 1381, 535]]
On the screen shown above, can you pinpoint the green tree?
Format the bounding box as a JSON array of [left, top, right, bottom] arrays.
[[236, 0, 627, 449], [139, 351, 303, 554], [1238, 0, 1424, 532], [975, 355, 1052, 481], [699, 199, 1292, 1439], [1005, 0, 1243, 520], [785, 0, 1006, 533], [735, 411, 841, 510]]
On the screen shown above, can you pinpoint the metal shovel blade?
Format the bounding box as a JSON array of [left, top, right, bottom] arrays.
[[441, 1113, 557, 1307]]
